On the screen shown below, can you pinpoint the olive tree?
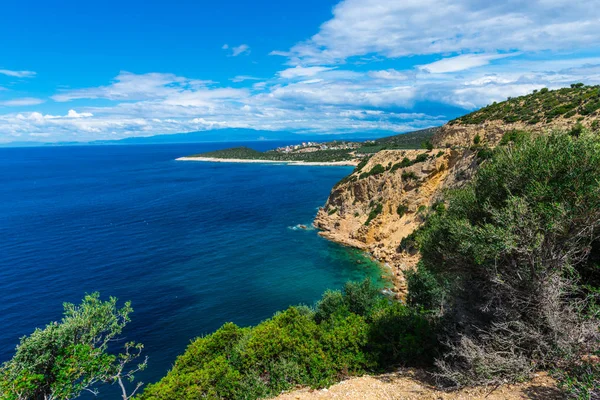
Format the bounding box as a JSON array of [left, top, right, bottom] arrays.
[[0, 293, 147, 400]]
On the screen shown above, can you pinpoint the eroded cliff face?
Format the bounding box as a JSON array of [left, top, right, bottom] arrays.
[[433, 115, 597, 148], [314, 148, 478, 293], [315, 113, 598, 293]]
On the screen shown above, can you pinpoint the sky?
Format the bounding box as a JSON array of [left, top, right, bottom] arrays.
[[1, 0, 600, 143]]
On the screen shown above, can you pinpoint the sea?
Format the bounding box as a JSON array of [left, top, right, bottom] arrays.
[[0, 142, 386, 394]]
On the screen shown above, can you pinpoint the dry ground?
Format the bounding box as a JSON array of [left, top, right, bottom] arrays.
[[276, 369, 564, 400]]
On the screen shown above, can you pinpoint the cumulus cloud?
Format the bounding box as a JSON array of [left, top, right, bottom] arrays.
[[0, 69, 36, 78], [279, 0, 600, 65]]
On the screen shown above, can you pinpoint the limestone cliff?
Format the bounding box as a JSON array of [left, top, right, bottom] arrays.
[[314, 148, 478, 293], [315, 85, 600, 293]]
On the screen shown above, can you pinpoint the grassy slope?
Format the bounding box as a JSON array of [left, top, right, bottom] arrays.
[[451, 84, 600, 125]]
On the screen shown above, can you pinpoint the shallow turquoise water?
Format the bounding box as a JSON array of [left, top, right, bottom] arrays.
[[0, 142, 386, 391]]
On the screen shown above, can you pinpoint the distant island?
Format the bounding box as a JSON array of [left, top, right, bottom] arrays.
[[176, 127, 439, 165]]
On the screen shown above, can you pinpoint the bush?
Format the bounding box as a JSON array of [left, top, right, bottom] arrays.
[[499, 130, 528, 146], [475, 146, 493, 160], [415, 153, 429, 163], [359, 164, 385, 179], [414, 131, 600, 387], [365, 204, 383, 226], [397, 204, 409, 217], [402, 171, 418, 181], [555, 354, 600, 399], [328, 208, 338, 216], [404, 263, 445, 312]]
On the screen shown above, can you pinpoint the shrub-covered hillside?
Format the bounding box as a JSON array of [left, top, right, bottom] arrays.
[[451, 84, 600, 125]]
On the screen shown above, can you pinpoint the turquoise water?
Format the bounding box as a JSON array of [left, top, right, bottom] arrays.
[[0, 142, 385, 391]]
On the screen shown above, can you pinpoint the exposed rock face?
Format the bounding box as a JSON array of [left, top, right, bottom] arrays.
[[316, 112, 598, 293], [432, 115, 597, 148], [314, 148, 477, 293]]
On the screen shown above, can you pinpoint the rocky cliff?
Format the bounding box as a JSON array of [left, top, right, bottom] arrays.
[[314, 147, 478, 293], [315, 85, 600, 293]]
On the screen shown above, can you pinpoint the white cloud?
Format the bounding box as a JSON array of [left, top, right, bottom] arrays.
[[278, 66, 334, 79], [231, 75, 263, 83], [53, 71, 195, 102], [368, 69, 409, 80], [67, 109, 93, 118], [419, 53, 519, 73], [0, 69, 36, 78], [225, 44, 250, 57], [0, 98, 45, 106], [279, 0, 600, 65]]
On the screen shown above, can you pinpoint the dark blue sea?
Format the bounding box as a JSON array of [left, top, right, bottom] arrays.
[[0, 142, 384, 394]]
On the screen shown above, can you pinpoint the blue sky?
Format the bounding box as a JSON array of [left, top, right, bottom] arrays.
[[1, 0, 599, 143]]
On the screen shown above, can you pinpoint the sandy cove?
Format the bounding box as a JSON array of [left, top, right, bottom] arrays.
[[176, 156, 358, 166]]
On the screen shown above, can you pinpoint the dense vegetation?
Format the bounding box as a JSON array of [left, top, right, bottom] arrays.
[[372, 127, 439, 150], [408, 130, 600, 396], [139, 280, 435, 400], [192, 146, 356, 163], [451, 84, 600, 125]]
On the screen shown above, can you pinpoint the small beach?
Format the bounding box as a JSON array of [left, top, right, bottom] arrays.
[[176, 156, 358, 166]]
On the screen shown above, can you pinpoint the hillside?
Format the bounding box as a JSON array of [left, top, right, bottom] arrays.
[[452, 84, 600, 125], [434, 84, 600, 147], [315, 85, 600, 295]]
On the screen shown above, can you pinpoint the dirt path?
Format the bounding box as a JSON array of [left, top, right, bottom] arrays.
[[276, 369, 564, 400]]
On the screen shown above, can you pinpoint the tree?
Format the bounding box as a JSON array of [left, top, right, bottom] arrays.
[[0, 293, 147, 400]]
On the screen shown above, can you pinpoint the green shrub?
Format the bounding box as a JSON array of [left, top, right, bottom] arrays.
[[356, 157, 370, 171], [402, 171, 418, 181], [415, 153, 429, 163], [404, 263, 444, 312], [570, 122, 584, 137], [476, 146, 493, 160], [414, 131, 600, 387], [473, 135, 481, 145], [555, 354, 600, 400], [499, 130, 528, 146], [368, 303, 437, 367], [365, 204, 383, 226], [397, 204, 409, 217], [328, 208, 338, 216], [422, 140, 434, 151], [359, 164, 385, 179]]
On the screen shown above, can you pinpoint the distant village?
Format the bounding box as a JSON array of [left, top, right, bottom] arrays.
[[272, 140, 368, 154]]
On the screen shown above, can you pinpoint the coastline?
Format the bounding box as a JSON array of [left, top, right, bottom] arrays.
[[176, 156, 358, 166]]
